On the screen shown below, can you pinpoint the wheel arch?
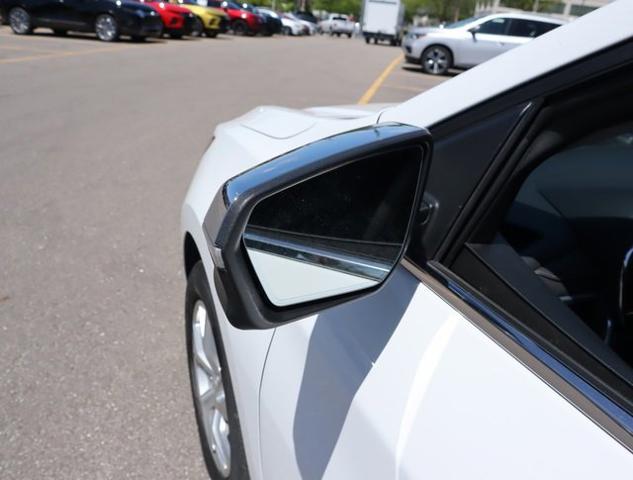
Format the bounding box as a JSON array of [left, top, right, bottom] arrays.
[[183, 231, 202, 278]]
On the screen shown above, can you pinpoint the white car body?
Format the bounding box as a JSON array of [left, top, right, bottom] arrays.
[[278, 13, 303, 36], [182, 2, 633, 479], [320, 13, 354, 35], [403, 12, 565, 69], [285, 13, 317, 35]]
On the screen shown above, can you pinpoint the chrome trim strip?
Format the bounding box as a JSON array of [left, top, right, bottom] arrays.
[[243, 229, 390, 281], [402, 258, 633, 452]]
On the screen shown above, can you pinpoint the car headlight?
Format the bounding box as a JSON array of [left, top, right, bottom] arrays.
[[409, 32, 425, 40]]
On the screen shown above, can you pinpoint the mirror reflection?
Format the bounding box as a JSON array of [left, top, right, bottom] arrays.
[[243, 147, 422, 307]]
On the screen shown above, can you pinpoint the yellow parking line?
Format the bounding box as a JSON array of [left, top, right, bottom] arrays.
[[0, 44, 136, 65], [357, 53, 404, 105]]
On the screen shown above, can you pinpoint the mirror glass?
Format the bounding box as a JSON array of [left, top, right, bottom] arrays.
[[243, 147, 423, 307]]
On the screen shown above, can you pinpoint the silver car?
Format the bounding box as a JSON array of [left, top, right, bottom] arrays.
[[403, 13, 565, 75]]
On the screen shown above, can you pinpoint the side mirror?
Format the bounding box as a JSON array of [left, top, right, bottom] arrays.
[[468, 25, 479, 38], [619, 247, 633, 327], [203, 124, 432, 329]]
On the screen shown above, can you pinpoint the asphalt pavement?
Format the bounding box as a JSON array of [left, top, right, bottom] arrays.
[[0, 27, 446, 479]]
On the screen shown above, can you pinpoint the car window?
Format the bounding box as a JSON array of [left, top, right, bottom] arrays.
[[500, 123, 633, 362], [508, 19, 559, 38], [477, 17, 509, 35]]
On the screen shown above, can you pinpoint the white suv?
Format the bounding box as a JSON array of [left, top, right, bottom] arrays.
[[182, 3, 633, 479], [403, 13, 565, 75]]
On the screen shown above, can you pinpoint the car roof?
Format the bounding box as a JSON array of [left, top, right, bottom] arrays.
[[478, 12, 567, 25], [383, 1, 631, 128]]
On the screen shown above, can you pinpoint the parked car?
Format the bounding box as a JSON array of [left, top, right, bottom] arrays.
[[168, 0, 228, 37], [279, 13, 305, 36], [293, 10, 318, 25], [362, 0, 404, 45], [181, 3, 633, 479], [320, 14, 354, 37], [287, 12, 316, 35], [403, 12, 564, 75], [206, 0, 263, 35], [244, 4, 281, 36], [1, 0, 163, 41], [135, 0, 195, 38]]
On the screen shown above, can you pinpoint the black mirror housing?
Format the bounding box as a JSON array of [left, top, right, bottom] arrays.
[[202, 124, 433, 329]]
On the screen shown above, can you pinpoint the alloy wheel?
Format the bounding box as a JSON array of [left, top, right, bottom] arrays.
[[9, 8, 31, 35], [191, 300, 231, 478], [423, 47, 449, 75], [95, 15, 117, 42]]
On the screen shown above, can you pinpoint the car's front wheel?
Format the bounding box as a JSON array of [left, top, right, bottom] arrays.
[[186, 261, 249, 480], [8, 7, 33, 35], [190, 16, 203, 37], [421, 45, 452, 75], [94, 14, 119, 42], [231, 19, 247, 36]]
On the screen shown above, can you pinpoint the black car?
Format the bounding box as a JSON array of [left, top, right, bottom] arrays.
[[250, 6, 281, 36], [1, 0, 164, 41]]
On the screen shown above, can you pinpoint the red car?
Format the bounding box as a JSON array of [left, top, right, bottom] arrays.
[[137, 0, 196, 38], [208, 0, 262, 35]]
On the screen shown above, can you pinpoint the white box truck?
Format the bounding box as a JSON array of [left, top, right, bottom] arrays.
[[361, 0, 405, 46]]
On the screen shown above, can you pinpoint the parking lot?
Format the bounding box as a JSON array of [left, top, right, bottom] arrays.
[[0, 27, 446, 479]]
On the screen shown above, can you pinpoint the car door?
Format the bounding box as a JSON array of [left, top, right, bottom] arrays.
[[257, 46, 633, 480], [26, 0, 68, 26], [56, 0, 95, 30], [460, 17, 515, 67]]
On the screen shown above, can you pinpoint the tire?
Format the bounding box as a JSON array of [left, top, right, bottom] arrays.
[[8, 7, 33, 35], [94, 14, 119, 42], [347, 33, 352, 38], [421, 45, 452, 75], [131, 35, 146, 42], [53, 29, 67, 36], [190, 16, 203, 37], [206, 30, 218, 38], [186, 261, 249, 480], [169, 32, 183, 39], [231, 19, 247, 36], [364, 35, 369, 44], [282, 26, 291, 35]]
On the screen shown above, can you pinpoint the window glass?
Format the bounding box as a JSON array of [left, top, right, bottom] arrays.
[[477, 17, 509, 35], [508, 19, 558, 37], [500, 123, 633, 366]]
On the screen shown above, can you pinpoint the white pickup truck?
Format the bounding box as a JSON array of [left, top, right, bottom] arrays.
[[319, 13, 355, 37]]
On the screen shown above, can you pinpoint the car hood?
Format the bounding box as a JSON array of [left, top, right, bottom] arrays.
[[149, 1, 189, 13], [120, 0, 156, 12], [238, 104, 392, 139]]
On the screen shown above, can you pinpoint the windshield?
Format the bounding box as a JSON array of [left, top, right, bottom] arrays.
[[444, 16, 481, 29]]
